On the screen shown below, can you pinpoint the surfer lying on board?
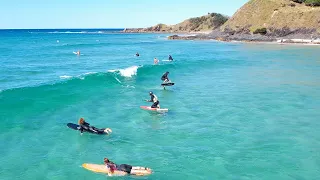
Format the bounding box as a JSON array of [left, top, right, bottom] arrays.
[[104, 158, 151, 176], [145, 91, 160, 108], [78, 118, 112, 135]]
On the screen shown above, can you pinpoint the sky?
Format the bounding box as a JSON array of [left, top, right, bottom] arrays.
[[0, 0, 249, 29]]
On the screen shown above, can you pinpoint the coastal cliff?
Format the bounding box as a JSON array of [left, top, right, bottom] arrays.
[[123, 0, 320, 44], [123, 13, 228, 33], [169, 0, 320, 44], [221, 0, 320, 37]]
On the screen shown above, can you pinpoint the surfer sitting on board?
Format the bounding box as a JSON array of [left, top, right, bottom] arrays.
[[168, 55, 173, 61], [104, 158, 151, 175], [78, 118, 111, 135], [146, 91, 160, 108]]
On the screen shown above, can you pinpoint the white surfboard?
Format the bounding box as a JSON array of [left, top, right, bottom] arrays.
[[140, 106, 168, 113]]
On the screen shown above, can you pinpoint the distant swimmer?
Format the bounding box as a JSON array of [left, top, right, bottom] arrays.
[[78, 118, 112, 135], [168, 55, 173, 61], [136, 52, 140, 57], [76, 50, 80, 56], [145, 91, 160, 108], [104, 158, 152, 176], [154, 58, 159, 65]]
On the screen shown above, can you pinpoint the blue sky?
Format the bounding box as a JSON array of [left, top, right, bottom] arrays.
[[0, 0, 248, 29]]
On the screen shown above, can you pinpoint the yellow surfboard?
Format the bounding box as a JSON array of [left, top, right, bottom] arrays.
[[82, 163, 152, 176]]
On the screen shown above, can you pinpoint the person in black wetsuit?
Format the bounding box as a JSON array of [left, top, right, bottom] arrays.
[[136, 52, 140, 57], [168, 55, 173, 61], [161, 71, 170, 83], [78, 118, 112, 135], [146, 91, 160, 108], [104, 158, 151, 175], [161, 72, 170, 90]]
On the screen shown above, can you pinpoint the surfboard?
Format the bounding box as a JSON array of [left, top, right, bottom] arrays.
[[82, 163, 127, 176], [67, 123, 80, 130], [140, 106, 168, 113], [67, 123, 111, 135], [161, 82, 175, 86], [82, 163, 152, 176], [162, 60, 172, 62]]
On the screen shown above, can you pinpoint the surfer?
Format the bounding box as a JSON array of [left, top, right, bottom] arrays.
[[76, 50, 80, 56], [161, 72, 170, 90], [161, 71, 170, 83], [104, 158, 151, 175], [146, 91, 160, 108], [168, 55, 173, 61], [136, 52, 140, 57], [78, 118, 112, 135], [154, 58, 159, 65]]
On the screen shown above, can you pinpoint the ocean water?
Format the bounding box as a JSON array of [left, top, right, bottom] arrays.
[[0, 29, 319, 180]]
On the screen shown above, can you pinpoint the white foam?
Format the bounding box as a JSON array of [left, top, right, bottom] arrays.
[[60, 75, 72, 79], [108, 66, 139, 77], [83, 72, 97, 75], [114, 77, 122, 83], [119, 66, 138, 77], [108, 70, 117, 73]]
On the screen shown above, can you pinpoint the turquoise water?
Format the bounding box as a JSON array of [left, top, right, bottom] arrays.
[[0, 29, 320, 180]]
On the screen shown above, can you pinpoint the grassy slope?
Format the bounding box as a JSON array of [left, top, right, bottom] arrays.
[[128, 13, 228, 32], [220, 0, 320, 33]]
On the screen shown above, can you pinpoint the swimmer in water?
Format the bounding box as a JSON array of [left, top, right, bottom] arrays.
[[76, 50, 80, 56]]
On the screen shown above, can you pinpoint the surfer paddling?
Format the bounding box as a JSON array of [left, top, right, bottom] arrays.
[[78, 118, 112, 135], [104, 158, 152, 176], [145, 91, 160, 108]]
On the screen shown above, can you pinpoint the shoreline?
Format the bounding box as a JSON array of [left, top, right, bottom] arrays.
[[121, 30, 320, 45], [165, 33, 320, 46]]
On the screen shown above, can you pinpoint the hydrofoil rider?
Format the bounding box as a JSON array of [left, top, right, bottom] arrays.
[[161, 71, 170, 83]]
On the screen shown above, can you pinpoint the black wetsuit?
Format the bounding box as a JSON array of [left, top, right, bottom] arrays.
[[148, 94, 159, 108], [136, 53, 140, 57], [169, 55, 173, 61], [161, 72, 169, 82], [107, 163, 132, 174], [79, 122, 106, 134]]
